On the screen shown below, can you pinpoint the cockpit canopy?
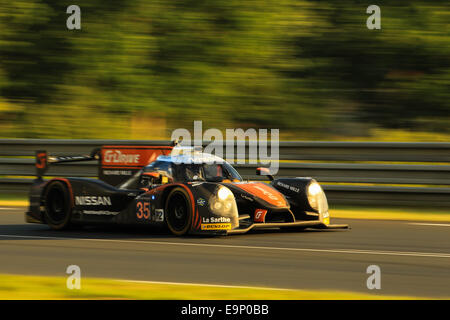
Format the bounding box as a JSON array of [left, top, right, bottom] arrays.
[[144, 159, 243, 183], [117, 151, 243, 190]]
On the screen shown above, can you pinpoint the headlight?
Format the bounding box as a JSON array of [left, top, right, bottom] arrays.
[[213, 202, 223, 211], [224, 202, 232, 210], [308, 182, 322, 196], [304, 180, 329, 224], [307, 181, 323, 211], [217, 186, 233, 201], [210, 186, 236, 215]]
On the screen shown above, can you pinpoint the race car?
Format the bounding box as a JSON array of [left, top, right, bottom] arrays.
[[26, 142, 348, 235]]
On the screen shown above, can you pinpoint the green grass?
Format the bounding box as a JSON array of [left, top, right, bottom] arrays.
[[0, 274, 436, 300], [0, 194, 27, 206], [0, 193, 28, 206]]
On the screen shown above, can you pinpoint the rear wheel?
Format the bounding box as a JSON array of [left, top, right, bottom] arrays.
[[165, 187, 192, 236], [43, 181, 72, 230]]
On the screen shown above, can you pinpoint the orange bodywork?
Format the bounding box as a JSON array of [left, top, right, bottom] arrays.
[[232, 182, 288, 208]]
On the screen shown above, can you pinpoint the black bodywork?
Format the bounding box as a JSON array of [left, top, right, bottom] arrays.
[[26, 146, 348, 235]]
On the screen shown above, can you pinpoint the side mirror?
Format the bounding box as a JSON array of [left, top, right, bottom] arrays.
[[256, 167, 274, 181]]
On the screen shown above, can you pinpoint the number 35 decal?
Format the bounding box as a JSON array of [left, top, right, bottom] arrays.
[[136, 200, 150, 220]]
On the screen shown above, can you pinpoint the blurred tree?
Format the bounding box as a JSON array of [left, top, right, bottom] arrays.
[[290, 2, 450, 133], [0, 0, 448, 139]]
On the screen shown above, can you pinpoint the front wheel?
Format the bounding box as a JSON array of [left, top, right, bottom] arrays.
[[43, 181, 72, 230], [165, 187, 193, 236]]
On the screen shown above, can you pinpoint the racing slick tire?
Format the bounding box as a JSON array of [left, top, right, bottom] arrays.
[[43, 181, 72, 230], [165, 187, 193, 236]]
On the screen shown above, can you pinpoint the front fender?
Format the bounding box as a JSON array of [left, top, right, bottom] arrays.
[[188, 182, 239, 235], [271, 178, 330, 225]]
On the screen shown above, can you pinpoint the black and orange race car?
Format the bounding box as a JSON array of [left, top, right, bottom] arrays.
[[26, 143, 348, 235]]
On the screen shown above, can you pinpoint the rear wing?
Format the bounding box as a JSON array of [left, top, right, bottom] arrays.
[[35, 148, 101, 179], [35, 143, 175, 186]]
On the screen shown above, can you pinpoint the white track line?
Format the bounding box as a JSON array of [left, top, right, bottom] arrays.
[[116, 279, 292, 291], [0, 233, 449, 258], [408, 223, 450, 227]]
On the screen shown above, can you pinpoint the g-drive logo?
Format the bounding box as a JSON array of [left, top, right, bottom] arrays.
[[103, 150, 141, 165]]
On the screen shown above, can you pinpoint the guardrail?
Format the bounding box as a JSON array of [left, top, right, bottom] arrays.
[[1, 139, 449, 207]]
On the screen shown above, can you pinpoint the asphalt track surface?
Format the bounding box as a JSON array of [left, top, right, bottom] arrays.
[[0, 207, 449, 298]]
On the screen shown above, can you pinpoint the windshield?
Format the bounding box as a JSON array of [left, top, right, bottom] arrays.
[[180, 163, 242, 182]]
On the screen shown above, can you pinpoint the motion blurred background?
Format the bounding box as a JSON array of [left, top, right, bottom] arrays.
[[0, 1, 448, 141], [0, 2, 449, 300]]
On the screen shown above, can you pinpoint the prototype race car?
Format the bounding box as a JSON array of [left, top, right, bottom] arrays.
[[26, 142, 348, 235]]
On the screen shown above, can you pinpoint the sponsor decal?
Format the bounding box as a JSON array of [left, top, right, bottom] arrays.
[[201, 223, 232, 230], [154, 209, 164, 222], [240, 194, 254, 202], [101, 147, 172, 168], [236, 183, 287, 207], [190, 182, 204, 187], [103, 150, 141, 165], [103, 170, 133, 176], [253, 185, 280, 201], [202, 217, 231, 223], [196, 198, 206, 206], [82, 210, 119, 215], [254, 209, 267, 222], [276, 181, 300, 193], [75, 196, 112, 206]]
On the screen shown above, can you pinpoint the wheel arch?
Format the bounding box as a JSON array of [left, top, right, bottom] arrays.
[[41, 178, 74, 229], [162, 184, 198, 234], [42, 178, 74, 209]]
